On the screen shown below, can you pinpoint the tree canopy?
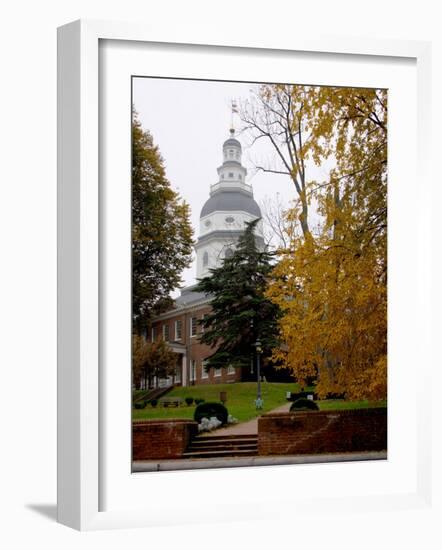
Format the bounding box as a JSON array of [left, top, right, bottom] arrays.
[[245, 85, 387, 399], [132, 110, 194, 332], [132, 335, 177, 389]]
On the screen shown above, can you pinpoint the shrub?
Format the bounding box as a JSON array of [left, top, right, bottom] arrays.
[[194, 402, 228, 425], [195, 398, 205, 405], [198, 416, 222, 433], [290, 398, 319, 412], [288, 391, 317, 402], [185, 397, 194, 406], [326, 392, 346, 400], [134, 401, 146, 410], [150, 399, 158, 408]]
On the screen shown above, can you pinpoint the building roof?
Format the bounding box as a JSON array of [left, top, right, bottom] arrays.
[[174, 287, 208, 307], [200, 190, 262, 218], [223, 137, 242, 148]]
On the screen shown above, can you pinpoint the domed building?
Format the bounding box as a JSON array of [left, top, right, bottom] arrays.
[[196, 128, 264, 279], [147, 129, 263, 388]]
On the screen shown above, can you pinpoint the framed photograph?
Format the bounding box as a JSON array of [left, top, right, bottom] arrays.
[[130, 76, 389, 469], [57, 19, 432, 530]]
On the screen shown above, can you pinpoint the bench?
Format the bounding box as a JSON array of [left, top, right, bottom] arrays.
[[159, 396, 184, 408]]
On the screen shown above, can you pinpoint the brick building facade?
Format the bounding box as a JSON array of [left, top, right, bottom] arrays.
[[149, 290, 241, 386]]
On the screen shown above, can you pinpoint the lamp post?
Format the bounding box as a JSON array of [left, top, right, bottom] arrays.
[[250, 318, 254, 374], [255, 339, 263, 409]]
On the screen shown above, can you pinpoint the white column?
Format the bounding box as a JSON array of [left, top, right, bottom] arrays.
[[182, 354, 187, 387]]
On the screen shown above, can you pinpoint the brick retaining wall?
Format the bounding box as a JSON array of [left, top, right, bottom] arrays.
[[258, 408, 387, 456], [133, 419, 198, 460]]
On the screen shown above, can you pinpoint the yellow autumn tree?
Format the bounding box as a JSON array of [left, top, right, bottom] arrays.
[[132, 334, 177, 390], [263, 86, 387, 399]]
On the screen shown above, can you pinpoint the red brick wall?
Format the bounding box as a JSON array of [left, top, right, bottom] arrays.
[[132, 419, 198, 460], [258, 408, 387, 456]]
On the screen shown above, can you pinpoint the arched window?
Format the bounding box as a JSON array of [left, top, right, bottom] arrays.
[[224, 248, 233, 259], [203, 251, 209, 266]]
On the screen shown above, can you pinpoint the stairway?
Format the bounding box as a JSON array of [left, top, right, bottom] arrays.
[[183, 433, 258, 459]]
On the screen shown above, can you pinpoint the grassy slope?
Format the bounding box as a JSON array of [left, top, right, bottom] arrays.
[[132, 382, 386, 423], [318, 399, 387, 411], [133, 382, 298, 422]]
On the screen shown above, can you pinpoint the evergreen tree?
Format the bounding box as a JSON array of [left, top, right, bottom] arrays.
[[195, 220, 281, 371], [132, 110, 193, 332]]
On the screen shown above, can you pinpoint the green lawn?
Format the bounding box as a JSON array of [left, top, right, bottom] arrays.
[[132, 382, 386, 423], [318, 399, 387, 411], [133, 382, 299, 422], [133, 389, 149, 401]]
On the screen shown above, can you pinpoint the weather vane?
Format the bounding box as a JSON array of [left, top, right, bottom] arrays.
[[230, 99, 238, 133]]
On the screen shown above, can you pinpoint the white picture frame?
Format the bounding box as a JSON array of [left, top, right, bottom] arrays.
[[57, 19, 433, 531]]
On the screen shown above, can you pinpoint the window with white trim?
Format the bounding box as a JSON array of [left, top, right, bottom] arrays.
[[214, 367, 222, 377], [190, 317, 197, 337], [190, 359, 197, 382], [151, 326, 157, 342], [201, 313, 209, 333], [201, 360, 209, 379], [175, 319, 182, 341], [162, 324, 169, 341], [227, 364, 235, 375]]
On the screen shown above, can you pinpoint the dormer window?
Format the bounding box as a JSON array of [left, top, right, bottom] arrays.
[[229, 149, 234, 158], [225, 216, 234, 224]]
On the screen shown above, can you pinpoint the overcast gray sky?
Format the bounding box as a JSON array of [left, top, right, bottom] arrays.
[[132, 77, 327, 291]]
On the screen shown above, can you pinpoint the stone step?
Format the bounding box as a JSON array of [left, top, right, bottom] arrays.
[[185, 433, 259, 459], [187, 444, 258, 453], [195, 433, 257, 441], [190, 437, 257, 447]]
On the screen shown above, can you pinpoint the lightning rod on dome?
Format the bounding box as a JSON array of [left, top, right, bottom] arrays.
[[230, 99, 238, 135]]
